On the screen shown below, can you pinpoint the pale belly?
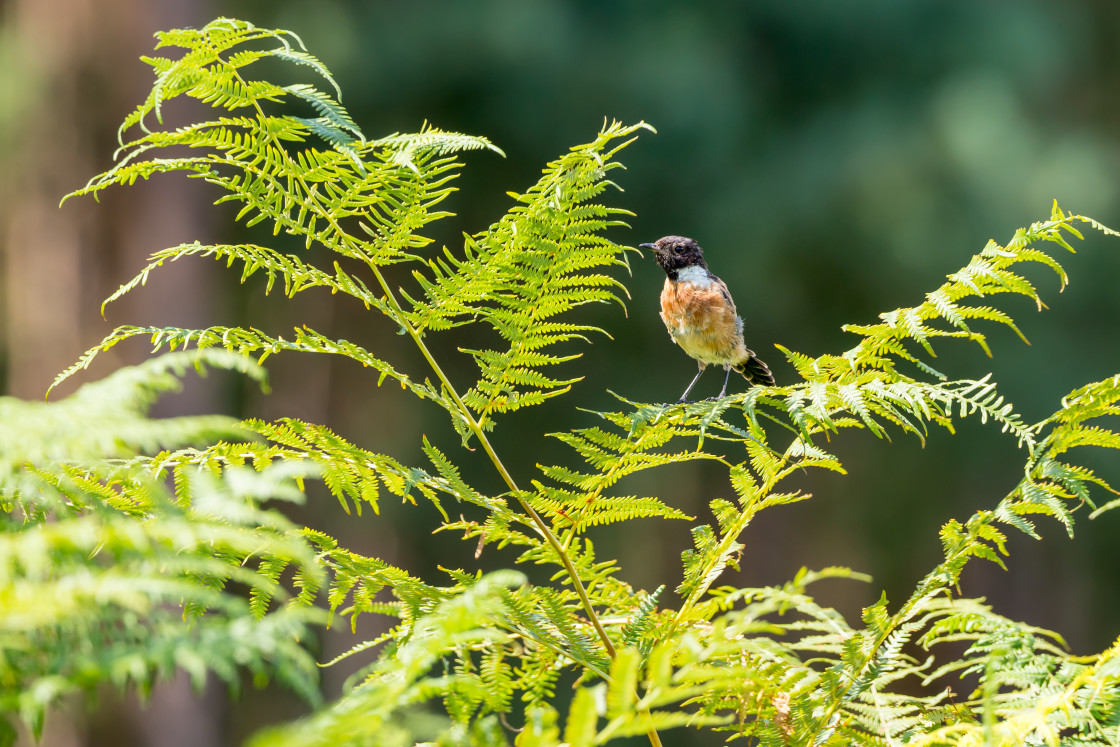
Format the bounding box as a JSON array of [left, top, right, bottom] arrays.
[[664, 315, 745, 365], [660, 272, 747, 366]]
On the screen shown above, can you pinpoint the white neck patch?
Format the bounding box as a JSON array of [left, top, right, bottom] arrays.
[[675, 265, 713, 287]]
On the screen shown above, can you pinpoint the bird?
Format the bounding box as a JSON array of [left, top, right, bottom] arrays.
[[639, 235, 774, 402]]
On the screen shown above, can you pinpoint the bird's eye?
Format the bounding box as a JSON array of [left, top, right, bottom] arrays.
[[674, 244, 684, 254]]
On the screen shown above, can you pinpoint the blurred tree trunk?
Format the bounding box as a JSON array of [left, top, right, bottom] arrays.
[[2, 0, 214, 398], [2, 1, 223, 745]]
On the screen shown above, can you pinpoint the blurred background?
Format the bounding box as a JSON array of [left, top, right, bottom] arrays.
[[3, 1, 1119, 745]]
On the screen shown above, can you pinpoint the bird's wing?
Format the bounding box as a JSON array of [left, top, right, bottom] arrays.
[[709, 271, 737, 313]]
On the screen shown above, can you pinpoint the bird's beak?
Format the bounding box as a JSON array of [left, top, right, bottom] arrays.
[[638, 242, 657, 251]]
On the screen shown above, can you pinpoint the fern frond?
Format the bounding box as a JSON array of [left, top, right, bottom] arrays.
[[617, 586, 664, 653], [67, 20, 492, 274], [374, 125, 503, 172], [100, 242, 388, 316], [404, 121, 654, 425], [245, 571, 524, 747], [532, 409, 715, 537], [830, 205, 1109, 381], [0, 351, 327, 731], [245, 418, 441, 516], [51, 324, 439, 407], [24, 349, 259, 464], [131, 19, 330, 133], [284, 83, 362, 142], [937, 375, 1037, 446], [301, 531, 447, 633]]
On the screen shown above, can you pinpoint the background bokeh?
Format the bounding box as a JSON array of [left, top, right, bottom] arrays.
[[3, 1, 1119, 745]]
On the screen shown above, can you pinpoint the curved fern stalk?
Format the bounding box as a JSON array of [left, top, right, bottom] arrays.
[[360, 264, 675, 747], [353, 253, 628, 652], [673, 428, 822, 624], [368, 123, 666, 694], [61, 18, 663, 717], [801, 374, 1120, 744], [346, 126, 660, 686]]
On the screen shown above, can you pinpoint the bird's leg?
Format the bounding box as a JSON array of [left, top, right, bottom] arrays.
[[678, 365, 706, 403], [717, 366, 733, 398]]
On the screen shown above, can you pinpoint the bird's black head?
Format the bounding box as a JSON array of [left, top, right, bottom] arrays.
[[639, 235, 707, 278]]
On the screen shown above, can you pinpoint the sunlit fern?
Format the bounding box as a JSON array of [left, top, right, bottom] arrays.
[[34, 14, 1120, 747], [0, 350, 323, 739]]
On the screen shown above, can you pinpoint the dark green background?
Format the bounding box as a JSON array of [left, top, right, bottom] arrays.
[[3, 1, 1119, 744]]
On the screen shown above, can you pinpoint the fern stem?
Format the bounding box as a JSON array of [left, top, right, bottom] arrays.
[[353, 247, 677, 747], [807, 522, 986, 742], [228, 64, 658, 742], [360, 258, 618, 659], [673, 454, 791, 626], [365, 263, 677, 747]]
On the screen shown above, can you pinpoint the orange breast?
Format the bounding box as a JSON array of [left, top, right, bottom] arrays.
[[660, 278, 748, 366]]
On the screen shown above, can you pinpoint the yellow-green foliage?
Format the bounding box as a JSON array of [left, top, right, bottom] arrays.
[[0, 351, 323, 742], [14, 16, 1120, 747]]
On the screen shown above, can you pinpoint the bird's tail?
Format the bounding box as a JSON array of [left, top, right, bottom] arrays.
[[734, 350, 775, 387]]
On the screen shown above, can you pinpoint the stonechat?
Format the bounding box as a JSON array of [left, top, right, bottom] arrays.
[[640, 235, 774, 402]]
